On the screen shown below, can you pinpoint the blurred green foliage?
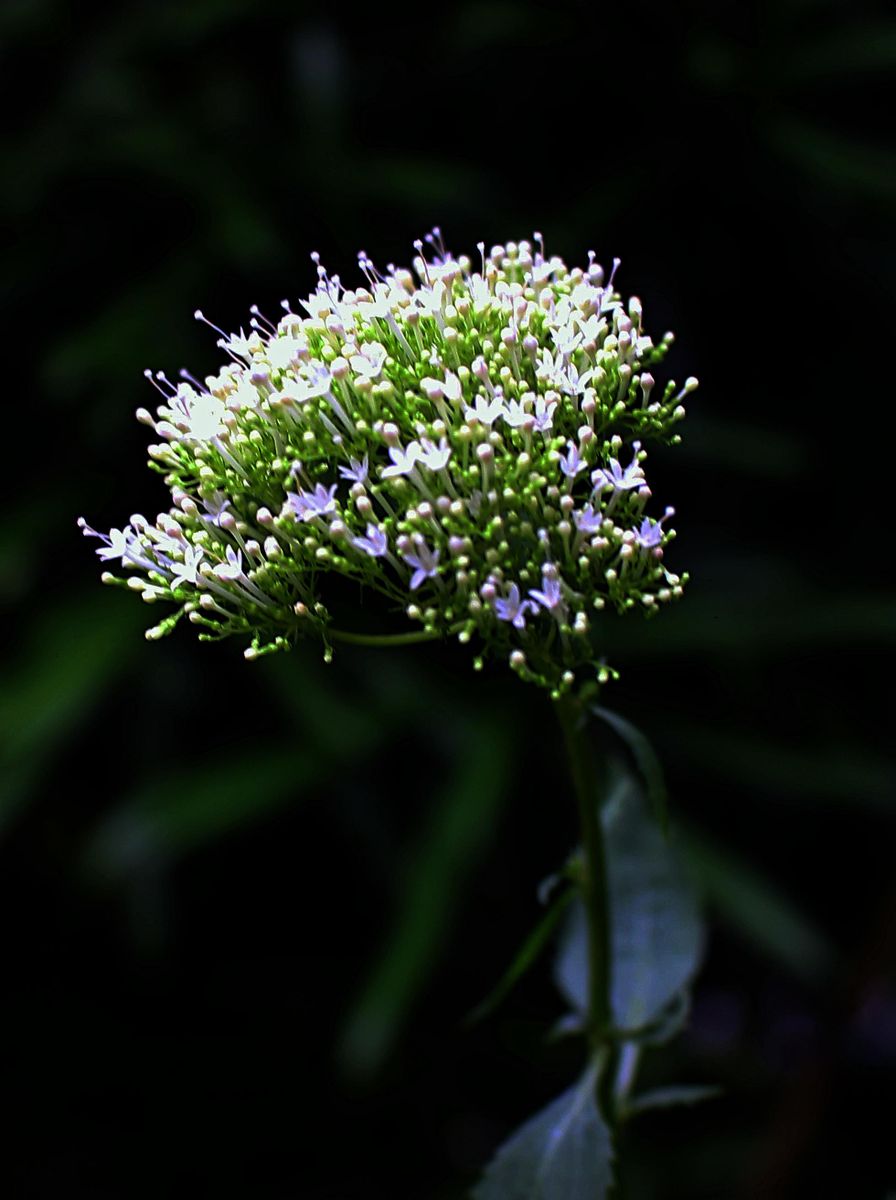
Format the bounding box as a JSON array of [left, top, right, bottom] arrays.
[[2, 0, 895, 1196]]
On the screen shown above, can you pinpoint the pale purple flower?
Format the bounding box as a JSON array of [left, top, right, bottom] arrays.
[[574, 504, 603, 534], [418, 436, 452, 471], [338, 456, 369, 484], [303, 362, 332, 398], [494, 584, 535, 630], [559, 441, 587, 479], [403, 540, 440, 590], [531, 396, 554, 433], [529, 569, 566, 616], [353, 524, 388, 558], [382, 442, 422, 478], [286, 484, 338, 521], [593, 441, 644, 492], [213, 546, 244, 581], [201, 491, 231, 526], [633, 508, 674, 549]]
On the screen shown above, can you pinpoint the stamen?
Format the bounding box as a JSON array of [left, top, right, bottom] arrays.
[[143, 369, 170, 398], [249, 304, 277, 334], [154, 371, 178, 396], [194, 309, 228, 340], [413, 238, 432, 286], [178, 368, 206, 391]]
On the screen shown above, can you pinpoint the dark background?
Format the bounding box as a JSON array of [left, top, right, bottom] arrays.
[[2, 0, 895, 1196]]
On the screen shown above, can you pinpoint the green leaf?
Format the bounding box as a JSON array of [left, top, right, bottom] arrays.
[[623, 1083, 721, 1119], [591, 705, 669, 831], [555, 777, 703, 1030], [474, 1065, 613, 1200], [465, 889, 575, 1027]]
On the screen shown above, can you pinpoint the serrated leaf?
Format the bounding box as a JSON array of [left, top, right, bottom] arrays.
[[623, 1083, 721, 1118], [555, 777, 703, 1030], [474, 1066, 613, 1200]]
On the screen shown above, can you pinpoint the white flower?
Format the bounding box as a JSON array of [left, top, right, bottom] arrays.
[[382, 442, 422, 478], [418, 436, 452, 471], [350, 341, 387, 380], [183, 394, 226, 441], [464, 393, 508, 426]]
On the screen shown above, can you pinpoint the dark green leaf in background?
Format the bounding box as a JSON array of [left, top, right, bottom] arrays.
[[339, 712, 513, 1078]]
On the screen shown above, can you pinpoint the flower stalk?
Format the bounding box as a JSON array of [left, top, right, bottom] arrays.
[[556, 694, 612, 1044]]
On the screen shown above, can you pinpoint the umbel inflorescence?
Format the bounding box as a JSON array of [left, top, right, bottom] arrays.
[[79, 231, 695, 695]]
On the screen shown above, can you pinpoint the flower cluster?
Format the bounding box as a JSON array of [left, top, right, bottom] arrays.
[[80, 231, 694, 694]]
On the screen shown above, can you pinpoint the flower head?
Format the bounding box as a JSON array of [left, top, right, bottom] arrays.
[[82, 231, 692, 693]]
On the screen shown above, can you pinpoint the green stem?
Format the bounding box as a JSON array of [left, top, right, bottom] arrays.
[[327, 627, 443, 647], [556, 694, 612, 1043]]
